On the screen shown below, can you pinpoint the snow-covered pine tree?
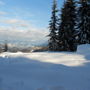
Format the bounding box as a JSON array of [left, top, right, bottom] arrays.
[[58, 0, 77, 51], [48, 0, 58, 51], [77, 0, 90, 44]]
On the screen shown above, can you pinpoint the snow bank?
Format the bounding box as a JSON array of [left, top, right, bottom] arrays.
[[0, 44, 90, 90], [77, 44, 90, 54]]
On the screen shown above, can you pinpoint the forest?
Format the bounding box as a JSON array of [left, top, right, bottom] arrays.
[[48, 0, 90, 51]]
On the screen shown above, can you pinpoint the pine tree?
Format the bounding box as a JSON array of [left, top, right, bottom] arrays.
[[48, 0, 58, 51], [87, 0, 90, 43], [77, 0, 90, 44], [58, 0, 77, 51], [4, 42, 8, 52]]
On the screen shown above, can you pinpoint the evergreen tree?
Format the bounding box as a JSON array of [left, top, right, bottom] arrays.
[[77, 0, 90, 44], [87, 0, 90, 43], [58, 0, 77, 51], [4, 42, 8, 52], [48, 0, 58, 51]]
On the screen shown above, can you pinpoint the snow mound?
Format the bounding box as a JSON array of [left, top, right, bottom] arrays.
[[0, 52, 23, 58], [77, 44, 90, 54]]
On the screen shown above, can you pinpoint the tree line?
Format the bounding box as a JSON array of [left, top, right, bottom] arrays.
[[48, 0, 90, 52]]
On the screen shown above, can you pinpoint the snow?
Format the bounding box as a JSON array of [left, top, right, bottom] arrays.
[[0, 44, 90, 90]]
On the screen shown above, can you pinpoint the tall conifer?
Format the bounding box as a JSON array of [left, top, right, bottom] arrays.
[[77, 0, 90, 44], [48, 0, 58, 51], [58, 0, 77, 51]]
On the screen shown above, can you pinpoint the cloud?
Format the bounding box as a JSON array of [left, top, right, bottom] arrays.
[[0, 18, 30, 28], [0, 26, 49, 46], [2, 19, 26, 24], [0, 11, 7, 16]]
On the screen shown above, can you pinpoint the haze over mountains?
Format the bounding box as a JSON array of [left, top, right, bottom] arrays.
[[0, 27, 48, 46]]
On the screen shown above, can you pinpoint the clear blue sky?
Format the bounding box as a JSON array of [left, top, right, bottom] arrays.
[[0, 0, 63, 29]]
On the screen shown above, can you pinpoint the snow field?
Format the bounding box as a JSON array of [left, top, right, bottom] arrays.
[[0, 44, 90, 90]]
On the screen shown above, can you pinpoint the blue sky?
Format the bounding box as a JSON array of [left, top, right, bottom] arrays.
[[0, 0, 64, 46], [0, 0, 64, 28]]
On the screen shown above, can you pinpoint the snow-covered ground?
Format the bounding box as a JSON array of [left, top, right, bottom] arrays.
[[0, 44, 90, 90]]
